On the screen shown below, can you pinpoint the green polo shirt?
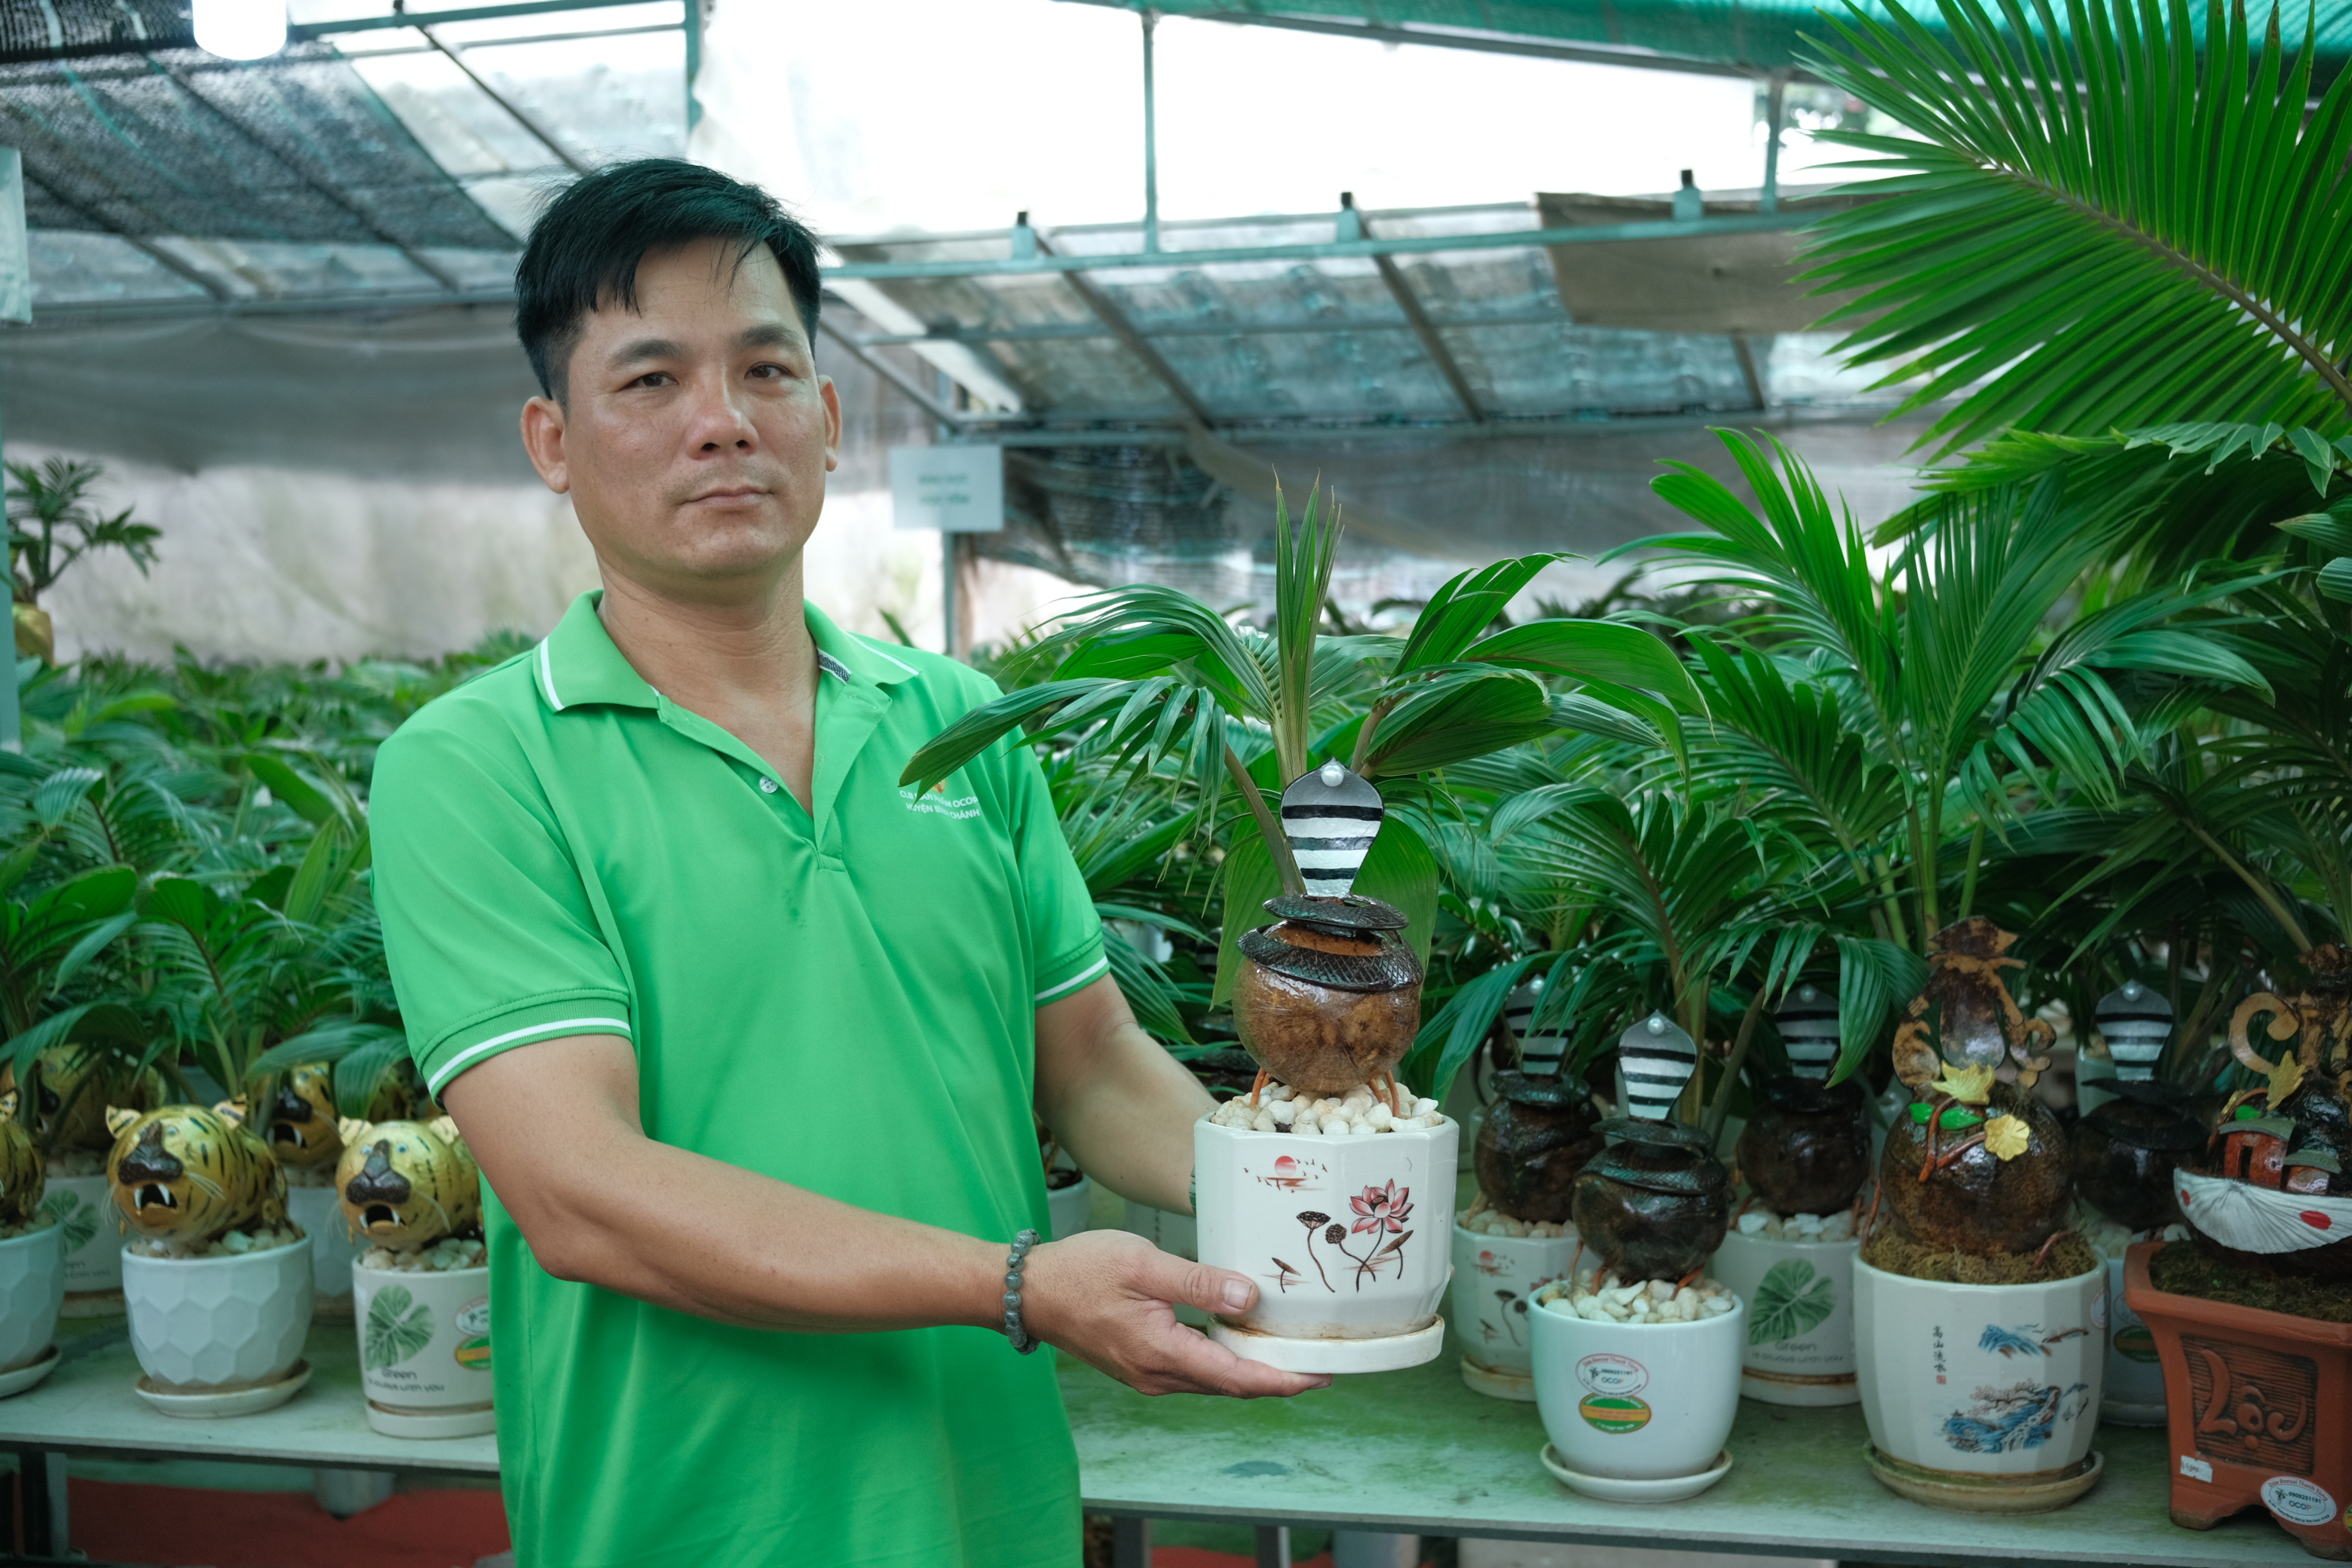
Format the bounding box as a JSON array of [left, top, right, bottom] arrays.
[[369, 591, 1107, 1568]]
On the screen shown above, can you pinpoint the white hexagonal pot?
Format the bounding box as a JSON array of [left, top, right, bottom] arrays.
[[285, 1184, 357, 1318], [121, 1239, 313, 1394], [1450, 1217, 1588, 1399], [1195, 1115, 1457, 1373], [1046, 1172, 1092, 1242], [352, 1260, 493, 1438], [0, 1222, 64, 1376], [1709, 1227, 1860, 1406]]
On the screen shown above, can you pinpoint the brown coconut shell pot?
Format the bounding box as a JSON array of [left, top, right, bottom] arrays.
[[1475, 1072, 1603, 1223], [1571, 1117, 1732, 1282], [2125, 1240, 2352, 1560], [1233, 893, 1422, 1096], [1880, 1083, 2071, 1256], [2070, 1081, 2203, 1233], [1736, 1073, 1870, 1217]]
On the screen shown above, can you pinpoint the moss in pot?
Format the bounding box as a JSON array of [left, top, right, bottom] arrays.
[[1475, 1070, 1603, 1225]]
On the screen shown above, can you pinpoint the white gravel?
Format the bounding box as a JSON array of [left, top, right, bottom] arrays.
[[1542, 1272, 1737, 1325], [361, 1236, 486, 1272], [45, 1149, 106, 1178], [1208, 1079, 1443, 1136], [1733, 1206, 1858, 1243], [127, 1222, 306, 1260], [2076, 1207, 2190, 1259], [0, 1211, 58, 1242], [1458, 1196, 1573, 1239]]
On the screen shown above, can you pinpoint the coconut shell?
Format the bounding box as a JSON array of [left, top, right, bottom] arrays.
[[1474, 1072, 1603, 1223], [2069, 1089, 2201, 1233], [1736, 1073, 1870, 1217], [1233, 918, 1421, 1095], [1570, 1119, 1731, 1282], [1880, 1083, 2071, 1257]]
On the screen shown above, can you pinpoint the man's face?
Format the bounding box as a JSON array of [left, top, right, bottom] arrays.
[[520, 237, 840, 601]]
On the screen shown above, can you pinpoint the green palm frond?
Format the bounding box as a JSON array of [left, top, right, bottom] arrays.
[[1802, 0, 2352, 454]]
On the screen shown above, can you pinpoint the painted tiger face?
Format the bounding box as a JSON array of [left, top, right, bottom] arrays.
[[105, 1106, 288, 1245], [263, 1064, 343, 1169], [2, 1049, 165, 1153], [0, 1118, 43, 1228], [335, 1117, 479, 1250]]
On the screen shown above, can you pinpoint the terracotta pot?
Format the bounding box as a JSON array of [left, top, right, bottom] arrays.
[[1736, 1075, 1870, 1217], [1570, 1119, 1731, 1284], [2069, 1084, 2201, 1234], [1473, 1072, 1603, 1224], [1879, 1083, 2072, 1257], [1450, 1215, 1589, 1399], [1852, 1255, 2106, 1512], [2125, 1241, 2352, 1560], [1232, 895, 1421, 1097]]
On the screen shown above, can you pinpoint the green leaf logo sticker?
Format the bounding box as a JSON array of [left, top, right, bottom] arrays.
[[364, 1285, 436, 1371], [1749, 1258, 1836, 1346], [41, 1190, 94, 1253]]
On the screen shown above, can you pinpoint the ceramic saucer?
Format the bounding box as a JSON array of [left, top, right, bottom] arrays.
[[1211, 1315, 1444, 1374], [1539, 1443, 1734, 1502], [366, 1401, 496, 1439], [134, 1358, 311, 1419], [0, 1344, 60, 1399]]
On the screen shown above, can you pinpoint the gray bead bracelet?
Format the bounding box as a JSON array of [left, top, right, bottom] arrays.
[[1002, 1227, 1042, 1355]]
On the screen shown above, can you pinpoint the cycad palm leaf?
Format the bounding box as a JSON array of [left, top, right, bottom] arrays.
[[1802, 0, 2352, 453]]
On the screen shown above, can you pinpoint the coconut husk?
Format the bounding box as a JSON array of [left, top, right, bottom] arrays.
[[1860, 1227, 2099, 1285], [2150, 1240, 2352, 1324]]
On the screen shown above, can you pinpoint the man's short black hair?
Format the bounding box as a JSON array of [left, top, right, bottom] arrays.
[[515, 158, 823, 402]]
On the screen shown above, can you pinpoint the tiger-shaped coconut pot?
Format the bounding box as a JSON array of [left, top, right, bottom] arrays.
[[2, 1048, 167, 1154], [104, 1106, 289, 1247], [0, 1117, 44, 1228], [1879, 919, 2072, 1257], [335, 1117, 480, 1251]]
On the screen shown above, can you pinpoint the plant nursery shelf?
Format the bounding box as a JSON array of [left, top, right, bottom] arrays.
[[1061, 1335, 2314, 1567], [0, 1318, 2317, 1566]]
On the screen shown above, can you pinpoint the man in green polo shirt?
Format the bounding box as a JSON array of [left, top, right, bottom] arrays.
[[368, 160, 1321, 1568]]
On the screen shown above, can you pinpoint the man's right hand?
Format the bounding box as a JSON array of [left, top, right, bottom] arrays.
[[1017, 1229, 1331, 1398]]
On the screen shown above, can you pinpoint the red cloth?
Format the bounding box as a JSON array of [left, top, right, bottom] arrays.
[[58, 1478, 510, 1568]]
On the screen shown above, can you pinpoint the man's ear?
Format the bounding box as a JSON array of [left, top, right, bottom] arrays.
[[520, 395, 571, 495]]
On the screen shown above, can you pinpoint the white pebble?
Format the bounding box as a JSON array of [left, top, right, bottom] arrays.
[[1269, 1099, 1297, 1125], [1414, 1098, 1438, 1116], [1252, 1110, 1278, 1132], [1703, 1297, 1734, 1315], [1737, 1211, 1769, 1236]]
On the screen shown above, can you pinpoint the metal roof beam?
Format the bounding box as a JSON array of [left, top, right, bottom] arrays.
[[287, 1, 664, 43], [842, 308, 1582, 345], [1355, 204, 1483, 422], [814, 320, 978, 428], [418, 25, 592, 176], [825, 212, 1806, 283], [17, 170, 228, 299], [1034, 229, 1216, 425]]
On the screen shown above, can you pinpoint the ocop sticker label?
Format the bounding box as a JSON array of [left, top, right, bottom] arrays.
[[454, 1297, 491, 1337], [2262, 1476, 2337, 1527], [454, 1337, 492, 1372], [1579, 1395, 1652, 1434], [1574, 1352, 1649, 1398]]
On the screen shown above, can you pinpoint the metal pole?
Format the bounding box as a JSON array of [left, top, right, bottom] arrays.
[[1760, 71, 1788, 215], [683, 0, 703, 132], [1141, 11, 1160, 253], [937, 370, 960, 660]]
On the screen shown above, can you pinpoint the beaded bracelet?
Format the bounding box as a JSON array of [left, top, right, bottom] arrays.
[[1001, 1227, 1042, 1355]]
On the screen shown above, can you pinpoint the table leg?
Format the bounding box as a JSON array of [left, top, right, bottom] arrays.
[[1331, 1531, 1419, 1568], [312, 1468, 396, 1518], [1110, 1515, 1150, 1568], [1254, 1524, 1291, 1568], [17, 1449, 66, 1558]]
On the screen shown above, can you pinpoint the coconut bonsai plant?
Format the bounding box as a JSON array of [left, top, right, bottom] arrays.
[[336, 1113, 493, 1437]]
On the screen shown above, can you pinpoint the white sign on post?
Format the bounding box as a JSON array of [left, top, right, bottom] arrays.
[[890, 444, 1003, 533]]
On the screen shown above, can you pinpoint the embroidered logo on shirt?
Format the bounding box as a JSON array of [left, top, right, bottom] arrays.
[[899, 784, 981, 820]]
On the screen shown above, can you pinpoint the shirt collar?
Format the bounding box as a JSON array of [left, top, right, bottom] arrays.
[[532, 591, 917, 715]]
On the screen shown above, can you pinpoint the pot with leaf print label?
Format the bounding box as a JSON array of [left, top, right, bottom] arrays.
[[351, 1259, 494, 1438], [1710, 1223, 1861, 1406]]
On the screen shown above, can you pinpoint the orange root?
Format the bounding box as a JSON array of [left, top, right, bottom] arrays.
[[1249, 1067, 1270, 1109], [1675, 1264, 1706, 1290]]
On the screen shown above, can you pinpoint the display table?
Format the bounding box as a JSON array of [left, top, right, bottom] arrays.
[[0, 1318, 2314, 1566]]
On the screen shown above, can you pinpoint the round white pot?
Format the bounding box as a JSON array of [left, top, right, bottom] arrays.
[[1852, 1256, 2105, 1509], [1450, 1215, 1587, 1399], [1528, 1281, 1746, 1481], [351, 1260, 493, 1438], [286, 1185, 357, 1318], [43, 1172, 122, 1303], [1194, 1115, 1457, 1371], [0, 1223, 64, 1374], [121, 1237, 313, 1393], [1120, 1199, 1197, 1260], [1709, 1227, 1860, 1406], [2096, 1253, 2164, 1426], [1046, 1172, 1092, 1242]]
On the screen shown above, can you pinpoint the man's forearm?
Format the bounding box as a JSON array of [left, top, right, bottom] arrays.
[[1036, 987, 1214, 1214]]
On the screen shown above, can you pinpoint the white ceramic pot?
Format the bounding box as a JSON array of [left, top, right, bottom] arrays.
[[1450, 1215, 1588, 1399], [41, 1172, 121, 1300], [351, 1260, 493, 1437], [1046, 1172, 1092, 1242], [0, 1222, 64, 1374], [1853, 1256, 2105, 1505], [286, 1184, 357, 1317], [1529, 1281, 1746, 1480], [1120, 1199, 1197, 1260], [1195, 1116, 1457, 1371], [121, 1237, 313, 1392], [2097, 1253, 2164, 1426], [1709, 1227, 1860, 1406]]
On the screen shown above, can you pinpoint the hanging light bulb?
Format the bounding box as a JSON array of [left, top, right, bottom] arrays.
[[194, 0, 287, 62]]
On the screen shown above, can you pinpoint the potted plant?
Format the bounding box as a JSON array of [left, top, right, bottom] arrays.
[[4, 458, 160, 663], [1527, 1013, 1742, 1502], [106, 1104, 312, 1416], [905, 488, 1699, 1373], [338, 1115, 492, 1438], [0, 1106, 62, 1395]]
